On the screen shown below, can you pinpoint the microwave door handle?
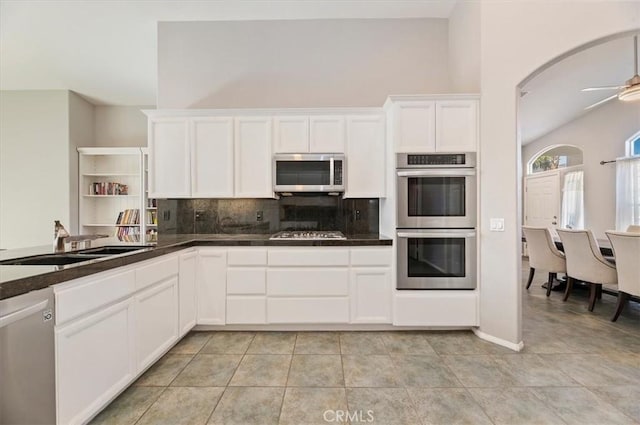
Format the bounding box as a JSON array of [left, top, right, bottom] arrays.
[[397, 169, 476, 177], [330, 157, 334, 185], [397, 231, 476, 238]]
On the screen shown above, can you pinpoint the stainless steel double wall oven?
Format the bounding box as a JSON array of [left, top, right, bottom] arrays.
[[396, 153, 477, 290]]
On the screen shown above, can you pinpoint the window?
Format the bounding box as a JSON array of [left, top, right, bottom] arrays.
[[528, 145, 583, 174], [617, 131, 640, 230], [561, 170, 584, 230]]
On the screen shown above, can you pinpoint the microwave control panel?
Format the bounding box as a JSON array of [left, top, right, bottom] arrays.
[[397, 153, 476, 168], [334, 160, 343, 185]]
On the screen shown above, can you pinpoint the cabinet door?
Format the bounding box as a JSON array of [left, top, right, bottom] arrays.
[[148, 118, 190, 198], [273, 116, 309, 153], [345, 115, 386, 198], [191, 117, 234, 197], [56, 299, 135, 425], [235, 117, 273, 198], [197, 249, 227, 325], [350, 268, 392, 324], [392, 101, 436, 152], [309, 116, 345, 153], [179, 251, 197, 336], [435, 100, 478, 152], [135, 277, 179, 372]]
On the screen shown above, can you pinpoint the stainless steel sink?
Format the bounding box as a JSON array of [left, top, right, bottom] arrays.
[[0, 253, 107, 266], [77, 246, 148, 256]]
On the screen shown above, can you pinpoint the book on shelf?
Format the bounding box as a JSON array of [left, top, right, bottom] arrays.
[[90, 182, 129, 195], [146, 210, 157, 225], [115, 209, 140, 225], [116, 226, 140, 242]]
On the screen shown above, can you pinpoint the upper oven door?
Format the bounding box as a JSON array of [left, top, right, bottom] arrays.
[[397, 168, 476, 228], [273, 154, 344, 192]]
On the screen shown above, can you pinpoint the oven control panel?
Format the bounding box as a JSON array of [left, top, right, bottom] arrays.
[[397, 153, 476, 168]]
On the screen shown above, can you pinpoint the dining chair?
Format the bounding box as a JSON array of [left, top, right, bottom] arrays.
[[605, 231, 640, 321], [626, 224, 640, 233], [522, 226, 566, 296], [556, 229, 617, 311]]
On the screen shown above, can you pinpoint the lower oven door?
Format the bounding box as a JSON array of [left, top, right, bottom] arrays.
[[397, 229, 476, 289]]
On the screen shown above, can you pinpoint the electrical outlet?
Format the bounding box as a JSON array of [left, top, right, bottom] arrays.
[[256, 210, 263, 222]]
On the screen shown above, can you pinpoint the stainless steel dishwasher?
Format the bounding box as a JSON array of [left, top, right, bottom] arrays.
[[0, 287, 56, 424]]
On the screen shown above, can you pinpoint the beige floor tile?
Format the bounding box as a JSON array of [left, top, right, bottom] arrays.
[[346, 388, 421, 425], [468, 387, 565, 425], [287, 355, 344, 387], [391, 355, 462, 387], [443, 355, 518, 388], [89, 386, 164, 425], [134, 354, 193, 387], [492, 353, 578, 386], [228, 355, 291, 386], [171, 354, 242, 387], [588, 385, 640, 422], [279, 388, 347, 425], [207, 387, 284, 425], [200, 332, 255, 355], [381, 332, 437, 355], [136, 387, 224, 425], [246, 332, 296, 354], [170, 332, 212, 355], [294, 332, 340, 354], [407, 387, 493, 425], [340, 332, 387, 354], [342, 355, 401, 387]]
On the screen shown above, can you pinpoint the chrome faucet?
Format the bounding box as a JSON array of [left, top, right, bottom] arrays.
[[53, 220, 108, 252], [53, 220, 70, 252]]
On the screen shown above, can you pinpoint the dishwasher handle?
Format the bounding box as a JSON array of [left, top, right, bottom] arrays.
[[0, 299, 49, 328]]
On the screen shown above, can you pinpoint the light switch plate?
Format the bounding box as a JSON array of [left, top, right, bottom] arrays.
[[490, 218, 505, 231]]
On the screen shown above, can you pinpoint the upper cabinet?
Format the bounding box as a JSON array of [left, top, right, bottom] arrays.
[[345, 115, 386, 198], [387, 96, 479, 153], [148, 118, 190, 198], [191, 117, 234, 198], [235, 117, 273, 198], [273, 115, 345, 153]]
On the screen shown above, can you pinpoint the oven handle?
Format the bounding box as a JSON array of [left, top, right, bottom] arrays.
[[397, 231, 477, 238], [397, 169, 476, 177]]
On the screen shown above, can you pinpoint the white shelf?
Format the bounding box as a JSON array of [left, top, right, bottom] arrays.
[[83, 195, 140, 198], [146, 207, 157, 210], [83, 224, 141, 227], [82, 173, 139, 177], [146, 224, 157, 227]]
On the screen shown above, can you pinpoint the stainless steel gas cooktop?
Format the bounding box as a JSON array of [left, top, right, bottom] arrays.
[[269, 230, 347, 240]]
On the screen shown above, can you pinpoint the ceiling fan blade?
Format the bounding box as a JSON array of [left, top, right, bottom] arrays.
[[584, 94, 618, 110], [581, 86, 626, 92]]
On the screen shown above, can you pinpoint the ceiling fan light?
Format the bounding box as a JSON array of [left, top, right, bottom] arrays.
[[618, 85, 640, 102]]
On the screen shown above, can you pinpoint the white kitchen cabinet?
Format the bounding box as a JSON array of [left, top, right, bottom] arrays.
[[435, 100, 478, 152], [309, 116, 345, 153], [391, 100, 436, 153], [148, 118, 191, 198], [345, 115, 386, 198], [134, 277, 179, 372], [350, 268, 392, 324], [273, 116, 309, 153], [196, 249, 227, 325], [56, 298, 135, 425], [178, 251, 197, 336], [387, 97, 479, 153], [191, 117, 234, 197], [267, 298, 350, 323], [393, 291, 478, 326], [235, 117, 273, 198], [227, 296, 267, 324]]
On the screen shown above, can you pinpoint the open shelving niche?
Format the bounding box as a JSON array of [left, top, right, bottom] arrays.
[[78, 147, 156, 244]]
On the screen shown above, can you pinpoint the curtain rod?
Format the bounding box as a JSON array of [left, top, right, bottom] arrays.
[[600, 160, 617, 165]]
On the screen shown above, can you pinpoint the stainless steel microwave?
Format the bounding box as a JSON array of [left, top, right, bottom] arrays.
[[273, 153, 345, 194]]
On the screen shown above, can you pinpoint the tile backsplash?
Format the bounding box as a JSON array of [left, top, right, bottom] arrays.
[[158, 197, 379, 235]]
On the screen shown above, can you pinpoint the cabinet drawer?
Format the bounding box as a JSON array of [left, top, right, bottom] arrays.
[[393, 291, 478, 326], [226, 296, 266, 324], [56, 270, 135, 325], [135, 256, 179, 291], [267, 269, 348, 296], [350, 248, 392, 266], [268, 248, 349, 266], [227, 249, 267, 266], [267, 298, 349, 323], [227, 268, 266, 294]]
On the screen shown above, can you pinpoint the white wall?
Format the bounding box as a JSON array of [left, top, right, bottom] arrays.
[[94, 106, 152, 147], [475, 0, 639, 346], [448, 1, 480, 93], [69, 91, 95, 234], [157, 18, 451, 108], [0, 90, 71, 249], [523, 100, 640, 238]]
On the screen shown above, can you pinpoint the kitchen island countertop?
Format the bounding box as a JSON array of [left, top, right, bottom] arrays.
[[0, 233, 392, 300]]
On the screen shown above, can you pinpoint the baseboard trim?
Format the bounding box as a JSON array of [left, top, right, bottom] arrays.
[[473, 328, 524, 352]]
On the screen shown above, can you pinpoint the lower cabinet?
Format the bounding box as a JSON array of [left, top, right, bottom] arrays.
[[196, 249, 226, 325], [135, 277, 179, 372], [350, 268, 392, 324], [55, 298, 135, 425], [178, 251, 197, 336], [393, 291, 479, 326]]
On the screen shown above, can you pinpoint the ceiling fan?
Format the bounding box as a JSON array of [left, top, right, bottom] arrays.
[[582, 34, 640, 110]]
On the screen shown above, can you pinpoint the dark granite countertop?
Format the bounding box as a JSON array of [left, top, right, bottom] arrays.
[[0, 234, 392, 300]]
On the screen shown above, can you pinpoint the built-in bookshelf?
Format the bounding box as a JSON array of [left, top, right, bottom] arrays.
[[78, 147, 156, 244]]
